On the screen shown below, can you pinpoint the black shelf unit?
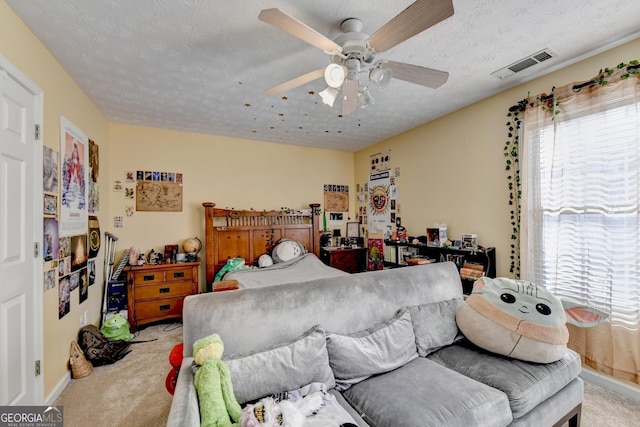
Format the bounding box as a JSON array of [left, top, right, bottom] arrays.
[[384, 240, 496, 294]]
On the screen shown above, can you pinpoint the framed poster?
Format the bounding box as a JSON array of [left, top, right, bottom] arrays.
[[60, 117, 88, 236], [346, 222, 359, 238]]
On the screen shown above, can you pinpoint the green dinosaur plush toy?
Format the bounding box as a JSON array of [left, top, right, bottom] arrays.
[[213, 258, 247, 282], [100, 313, 134, 341], [193, 334, 241, 427]]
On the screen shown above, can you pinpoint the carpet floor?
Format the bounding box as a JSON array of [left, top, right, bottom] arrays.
[[55, 321, 639, 426]]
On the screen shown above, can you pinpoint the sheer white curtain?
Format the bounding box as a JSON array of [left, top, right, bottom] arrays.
[[521, 74, 640, 384]]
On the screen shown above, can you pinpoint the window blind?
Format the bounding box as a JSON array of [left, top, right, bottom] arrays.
[[524, 86, 640, 330]]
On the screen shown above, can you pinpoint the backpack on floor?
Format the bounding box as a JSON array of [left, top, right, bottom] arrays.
[[78, 325, 131, 366]]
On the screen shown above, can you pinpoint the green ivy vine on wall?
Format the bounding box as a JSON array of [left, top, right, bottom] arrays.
[[504, 59, 638, 278]]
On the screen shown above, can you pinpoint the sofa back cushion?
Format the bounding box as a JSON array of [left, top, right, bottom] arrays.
[[405, 298, 464, 357], [182, 262, 463, 359], [326, 310, 418, 391], [224, 325, 335, 404]]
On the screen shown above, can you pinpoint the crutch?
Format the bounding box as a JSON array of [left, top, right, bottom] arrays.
[[101, 232, 118, 327]]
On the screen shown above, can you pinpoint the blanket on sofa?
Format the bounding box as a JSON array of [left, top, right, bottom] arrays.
[[243, 382, 358, 426]]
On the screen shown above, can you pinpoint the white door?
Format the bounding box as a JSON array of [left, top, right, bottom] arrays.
[[0, 60, 43, 405]]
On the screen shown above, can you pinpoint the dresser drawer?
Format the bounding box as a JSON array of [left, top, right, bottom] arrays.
[[134, 297, 185, 321], [134, 281, 193, 301], [131, 266, 193, 285], [331, 255, 358, 272]]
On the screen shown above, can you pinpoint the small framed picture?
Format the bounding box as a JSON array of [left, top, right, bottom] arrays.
[[346, 222, 359, 238], [461, 233, 478, 250], [44, 193, 57, 216]]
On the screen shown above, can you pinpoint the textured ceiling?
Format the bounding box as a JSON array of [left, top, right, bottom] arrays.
[[7, 0, 640, 152]]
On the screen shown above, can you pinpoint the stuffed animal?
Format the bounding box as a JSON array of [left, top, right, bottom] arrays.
[[456, 277, 608, 363], [165, 343, 184, 395], [193, 334, 242, 427], [240, 392, 324, 427], [100, 314, 134, 341], [271, 239, 306, 264], [214, 258, 247, 282]]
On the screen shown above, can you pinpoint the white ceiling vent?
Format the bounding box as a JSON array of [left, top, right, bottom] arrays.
[[491, 49, 556, 79]]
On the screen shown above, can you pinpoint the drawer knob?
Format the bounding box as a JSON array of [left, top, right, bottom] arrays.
[[159, 287, 170, 294], [173, 272, 184, 278], [159, 304, 171, 311], [143, 274, 155, 281]]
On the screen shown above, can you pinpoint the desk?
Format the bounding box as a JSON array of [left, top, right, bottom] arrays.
[[320, 247, 368, 273]]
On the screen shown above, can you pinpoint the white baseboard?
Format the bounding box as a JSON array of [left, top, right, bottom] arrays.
[[580, 366, 640, 402], [45, 371, 71, 405]]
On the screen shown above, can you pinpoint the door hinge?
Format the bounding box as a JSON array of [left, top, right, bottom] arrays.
[[34, 124, 40, 140], [35, 360, 41, 376], [34, 242, 39, 257]]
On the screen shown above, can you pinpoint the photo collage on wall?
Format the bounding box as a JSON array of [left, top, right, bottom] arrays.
[[356, 150, 401, 271], [112, 170, 183, 227], [43, 117, 100, 320]]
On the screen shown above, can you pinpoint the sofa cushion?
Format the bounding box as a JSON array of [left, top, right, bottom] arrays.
[[427, 339, 582, 419], [405, 298, 464, 357], [223, 325, 335, 404], [326, 310, 418, 391], [342, 357, 512, 427]]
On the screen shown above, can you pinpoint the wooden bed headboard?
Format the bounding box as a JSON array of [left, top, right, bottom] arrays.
[[202, 202, 322, 292]]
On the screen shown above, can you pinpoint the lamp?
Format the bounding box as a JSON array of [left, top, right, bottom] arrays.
[[332, 229, 342, 247], [319, 87, 340, 107], [324, 63, 345, 88], [359, 87, 375, 109], [369, 62, 393, 89]]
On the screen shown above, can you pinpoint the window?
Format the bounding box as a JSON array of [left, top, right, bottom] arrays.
[[526, 102, 639, 328], [522, 75, 640, 383]]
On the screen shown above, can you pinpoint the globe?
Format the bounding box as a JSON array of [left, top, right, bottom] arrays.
[[182, 237, 202, 254]]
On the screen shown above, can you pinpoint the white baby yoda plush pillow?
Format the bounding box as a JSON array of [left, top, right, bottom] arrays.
[[456, 277, 608, 363]]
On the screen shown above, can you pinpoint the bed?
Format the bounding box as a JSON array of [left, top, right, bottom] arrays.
[[203, 202, 343, 292]]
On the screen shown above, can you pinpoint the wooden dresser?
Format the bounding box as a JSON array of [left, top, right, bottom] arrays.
[[126, 261, 199, 331], [320, 247, 368, 273]]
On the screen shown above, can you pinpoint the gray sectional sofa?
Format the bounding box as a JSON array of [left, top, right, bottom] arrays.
[[167, 262, 583, 427]]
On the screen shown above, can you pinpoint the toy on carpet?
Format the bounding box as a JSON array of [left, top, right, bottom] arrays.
[[456, 277, 608, 363], [214, 258, 247, 282], [165, 343, 184, 395], [100, 313, 134, 341], [240, 392, 324, 427], [193, 334, 242, 427]]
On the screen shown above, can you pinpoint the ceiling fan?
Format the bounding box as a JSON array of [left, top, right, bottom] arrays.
[[258, 0, 454, 116]]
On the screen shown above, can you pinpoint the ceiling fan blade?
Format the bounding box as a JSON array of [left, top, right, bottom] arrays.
[[258, 8, 342, 54], [368, 0, 454, 53], [265, 68, 324, 96], [384, 61, 449, 88], [342, 79, 358, 116]]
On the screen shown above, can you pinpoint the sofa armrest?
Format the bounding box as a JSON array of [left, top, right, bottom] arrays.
[[167, 357, 200, 427]]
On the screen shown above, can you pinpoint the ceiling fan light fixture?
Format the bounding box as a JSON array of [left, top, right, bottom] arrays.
[[370, 66, 393, 89], [324, 63, 345, 88], [358, 88, 375, 109], [319, 86, 340, 107]]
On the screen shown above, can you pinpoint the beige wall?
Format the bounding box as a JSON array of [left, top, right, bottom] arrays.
[[4, 0, 638, 402], [108, 123, 355, 288], [1, 1, 110, 400], [355, 37, 640, 278]]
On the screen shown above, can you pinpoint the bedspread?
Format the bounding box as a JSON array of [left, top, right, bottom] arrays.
[[223, 253, 349, 289]]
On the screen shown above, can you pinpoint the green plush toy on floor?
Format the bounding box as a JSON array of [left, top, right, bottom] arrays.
[[100, 313, 134, 341], [193, 334, 241, 427]]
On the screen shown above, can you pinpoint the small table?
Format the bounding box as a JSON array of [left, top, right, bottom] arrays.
[[320, 247, 368, 273]]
